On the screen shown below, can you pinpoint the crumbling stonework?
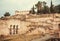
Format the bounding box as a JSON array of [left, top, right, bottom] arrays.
[[0, 12, 60, 37]]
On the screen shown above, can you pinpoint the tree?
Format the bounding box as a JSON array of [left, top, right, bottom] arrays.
[[35, 1, 42, 14], [4, 12, 10, 17], [54, 5, 60, 13], [50, 0, 54, 13], [0, 16, 4, 19], [43, 6, 50, 14], [29, 6, 35, 14], [43, 1, 46, 7], [42, 1, 50, 14], [43, 1, 47, 14]]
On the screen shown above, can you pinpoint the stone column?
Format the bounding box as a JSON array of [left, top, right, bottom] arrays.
[[9, 25, 12, 35], [13, 25, 15, 34], [16, 25, 18, 34]]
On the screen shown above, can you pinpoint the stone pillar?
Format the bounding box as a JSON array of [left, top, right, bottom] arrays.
[[9, 27, 12, 35], [9, 25, 12, 35], [13, 25, 15, 34], [16, 25, 18, 34], [59, 32, 60, 38]]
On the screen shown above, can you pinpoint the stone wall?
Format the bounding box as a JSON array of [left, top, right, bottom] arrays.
[[0, 13, 60, 36]]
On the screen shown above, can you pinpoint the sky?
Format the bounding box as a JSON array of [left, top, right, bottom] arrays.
[[0, 0, 60, 17]]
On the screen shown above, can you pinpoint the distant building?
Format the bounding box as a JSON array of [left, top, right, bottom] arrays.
[[15, 10, 29, 15]]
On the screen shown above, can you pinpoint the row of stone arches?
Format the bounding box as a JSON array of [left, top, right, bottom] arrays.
[[9, 25, 18, 35]]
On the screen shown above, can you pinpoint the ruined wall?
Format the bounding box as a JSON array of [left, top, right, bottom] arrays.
[[0, 19, 8, 35], [0, 14, 60, 35], [15, 10, 29, 15]]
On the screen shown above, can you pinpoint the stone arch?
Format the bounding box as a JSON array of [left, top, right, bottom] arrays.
[[9, 25, 19, 35]]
